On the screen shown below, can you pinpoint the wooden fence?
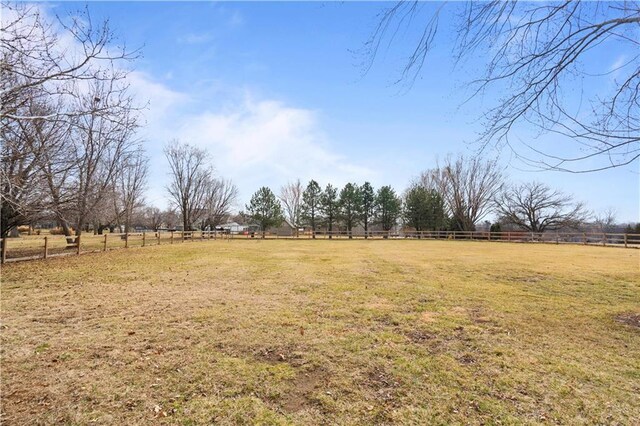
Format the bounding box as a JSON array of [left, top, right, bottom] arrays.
[[1, 230, 638, 264]]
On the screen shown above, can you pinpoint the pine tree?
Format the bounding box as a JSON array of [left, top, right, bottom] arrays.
[[338, 183, 361, 239], [246, 187, 283, 238], [320, 184, 338, 238], [360, 182, 375, 238], [376, 185, 401, 235], [301, 180, 323, 238]]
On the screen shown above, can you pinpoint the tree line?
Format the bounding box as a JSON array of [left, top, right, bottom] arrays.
[[243, 154, 600, 238]]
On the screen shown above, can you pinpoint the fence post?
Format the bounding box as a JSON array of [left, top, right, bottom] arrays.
[[104, 234, 108, 251], [602, 233, 606, 246], [170, 231, 174, 244], [142, 231, 146, 247], [624, 234, 628, 248], [43, 236, 48, 259], [125, 232, 129, 248], [1, 237, 6, 264], [76, 235, 81, 255]]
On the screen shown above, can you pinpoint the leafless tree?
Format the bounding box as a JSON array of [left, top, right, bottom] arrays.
[[141, 206, 163, 231], [201, 178, 238, 230], [594, 207, 618, 232], [63, 79, 140, 237], [1, 2, 137, 122], [164, 140, 212, 231], [365, 1, 640, 172], [1, 2, 143, 238], [117, 150, 148, 233], [424, 155, 504, 231], [279, 179, 303, 234], [0, 98, 58, 236], [162, 208, 180, 230], [494, 181, 590, 233]]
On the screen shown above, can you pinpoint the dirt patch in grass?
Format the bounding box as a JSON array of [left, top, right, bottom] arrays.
[[420, 311, 438, 322], [614, 312, 640, 329], [279, 367, 328, 413], [253, 345, 307, 366], [365, 367, 401, 405], [404, 329, 436, 343], [458, 353, 477, 365]]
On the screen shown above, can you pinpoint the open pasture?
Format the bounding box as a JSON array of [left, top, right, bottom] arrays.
[[1, 240, 639, 424]]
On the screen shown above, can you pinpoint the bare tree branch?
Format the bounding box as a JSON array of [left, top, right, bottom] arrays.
[[494, 181, 590, 233], [365, 1, 640, 172]]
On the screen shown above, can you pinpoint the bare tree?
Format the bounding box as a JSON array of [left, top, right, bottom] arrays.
[[164, 141, 211, 231], [594, 207, 618, 233], [1, 2, 142, 238], [117, 150, 148, 233], [365, 2, 640, 172], [278, 179, 303, 235], [66, 79, 140, 237], [141, 206, 163, 231], [495, 181, 590, 233], [425, 155, 503, 231], [0, 98, 57, 237], [1, 2, 137, 122], [162, 208, 180, 230], [201, 178, 238, 230]]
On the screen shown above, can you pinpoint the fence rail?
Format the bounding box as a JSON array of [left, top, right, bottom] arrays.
[[1, 230, 638, 264]]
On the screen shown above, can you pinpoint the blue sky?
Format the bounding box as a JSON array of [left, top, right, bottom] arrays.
[[49, 1, 639, 222]]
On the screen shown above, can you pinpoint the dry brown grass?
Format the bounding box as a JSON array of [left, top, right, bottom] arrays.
[[1, 240, 639, 424]]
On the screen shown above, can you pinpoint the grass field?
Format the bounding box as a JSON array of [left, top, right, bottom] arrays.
[[1, 240, 639, 425]]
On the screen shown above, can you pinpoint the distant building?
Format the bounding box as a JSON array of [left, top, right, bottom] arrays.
[[217, 222, 247, 234], [267, 219, 297, 236]]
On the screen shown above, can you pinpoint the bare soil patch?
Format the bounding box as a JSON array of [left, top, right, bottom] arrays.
[[279, 368, 328, 413], [614, 312, 640, 329]]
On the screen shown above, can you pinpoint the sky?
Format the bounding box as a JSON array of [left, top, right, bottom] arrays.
[[45, 1, 639, 222]]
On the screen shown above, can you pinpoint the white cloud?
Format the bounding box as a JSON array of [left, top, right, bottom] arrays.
[[177, 96, 375, 201], [608, 55, 627, 80], [127, 71, 189, 137], [124, 72, 373, 207]]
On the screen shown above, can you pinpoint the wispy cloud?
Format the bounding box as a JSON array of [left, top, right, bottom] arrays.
[[177, 96, 375, 198], [178, 32, 214, 45], [126, 72, 373, 206], [228, 10, 244, 28]]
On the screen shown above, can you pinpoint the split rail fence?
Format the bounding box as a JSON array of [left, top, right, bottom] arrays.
[[1, 230, 639, 264]]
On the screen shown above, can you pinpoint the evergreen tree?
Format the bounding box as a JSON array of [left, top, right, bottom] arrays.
[[376, 185, 401, 235], [360, 182, 375, 238], [301, 180, 322, 238], [320, 184, 338, 238], [338, 183, 361, 238], [246, 187, 283, 238], [424, 189, 448, 231], [403, 186, 448, 234], [404, 186, 429, 233]]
